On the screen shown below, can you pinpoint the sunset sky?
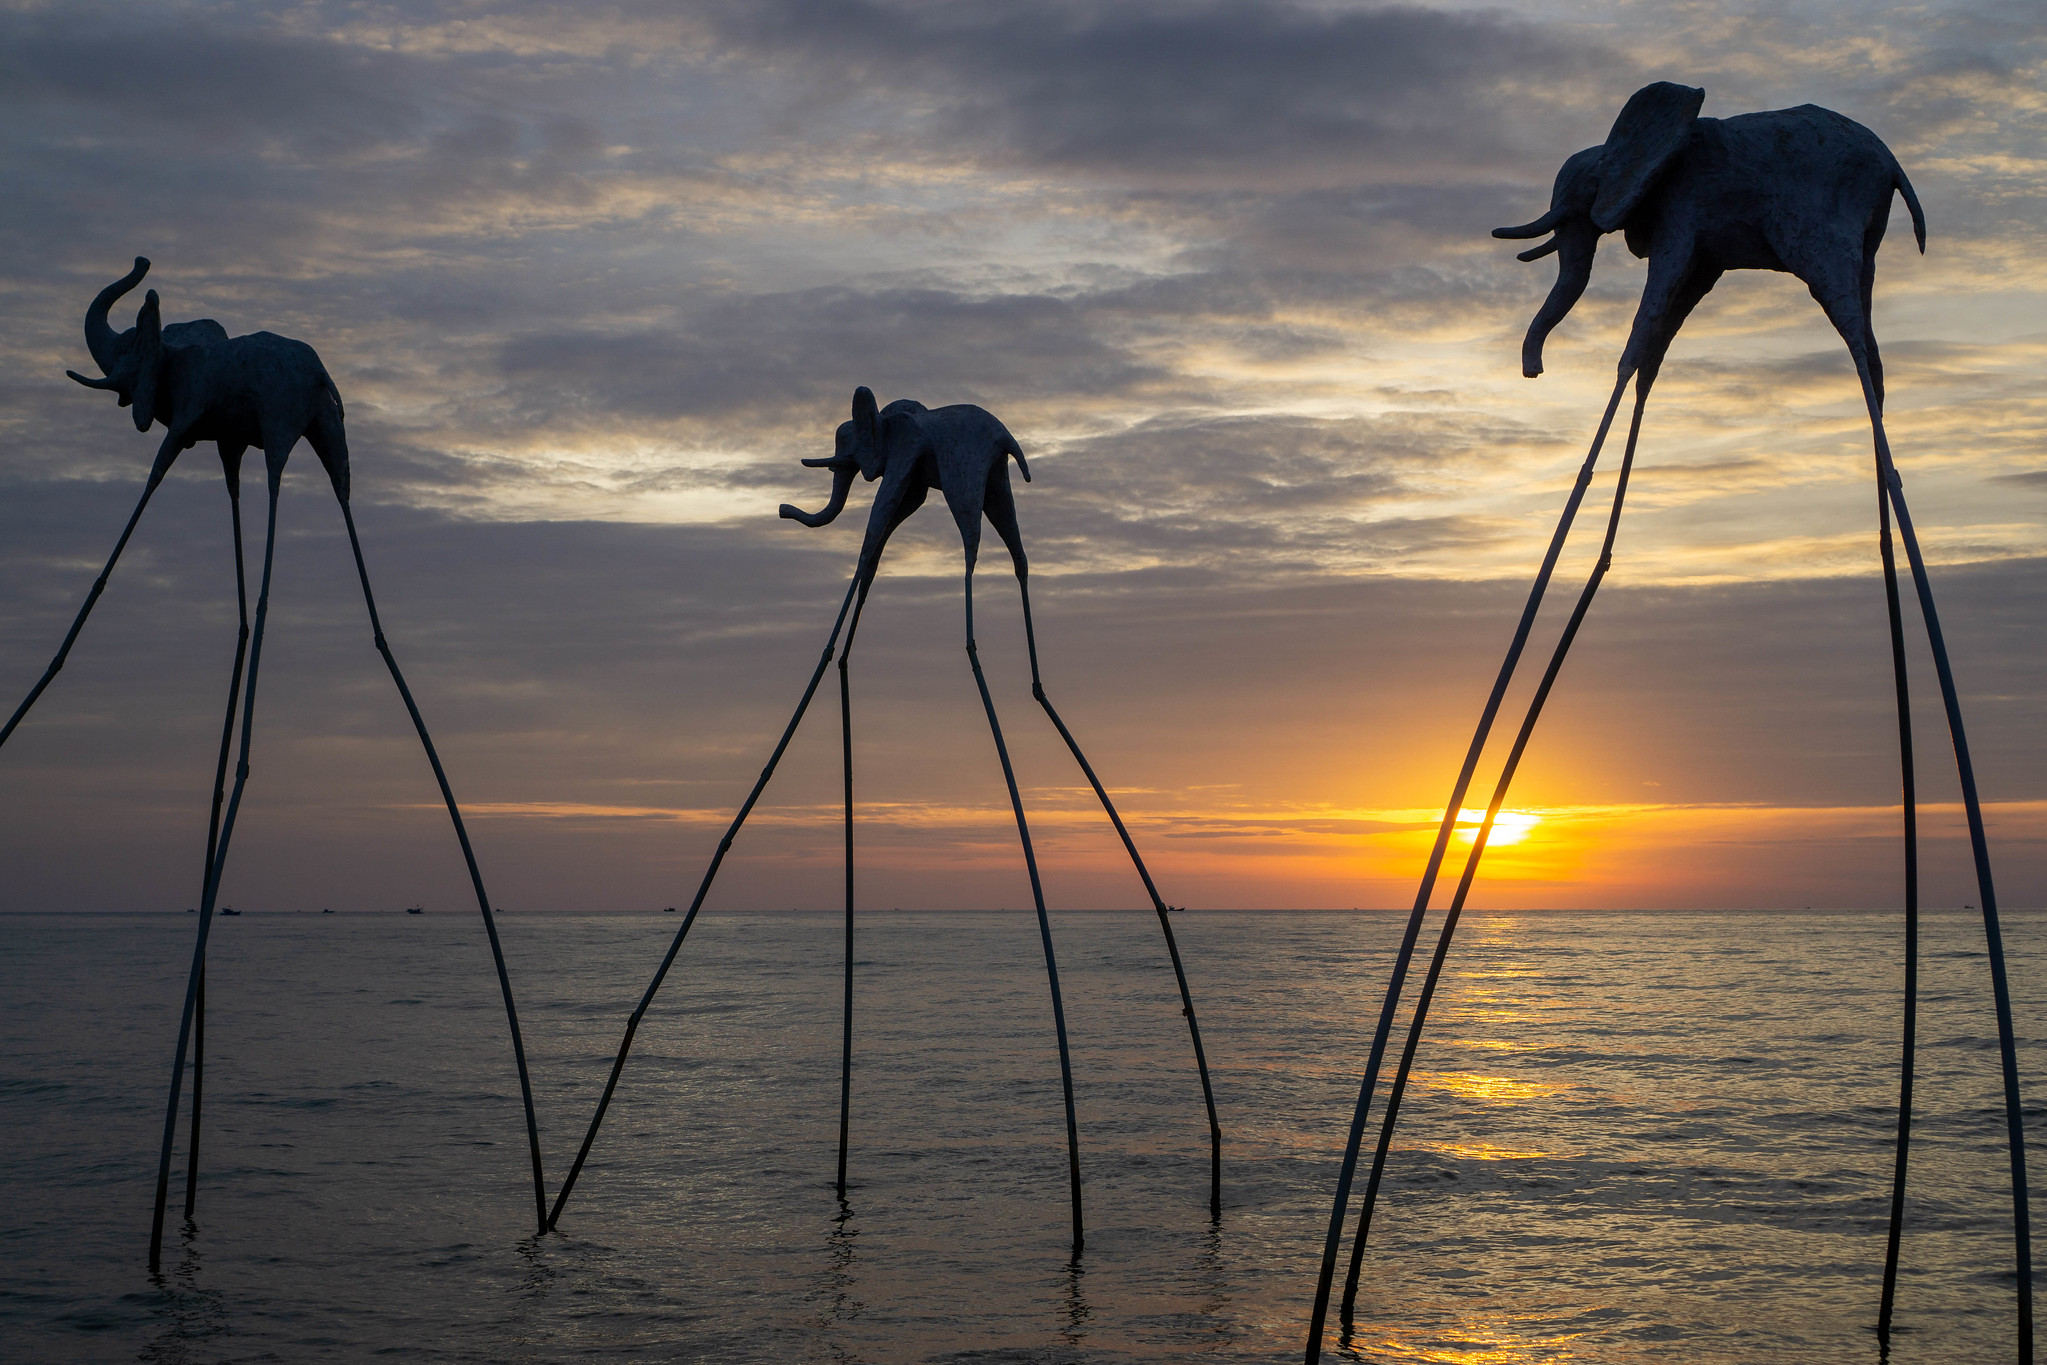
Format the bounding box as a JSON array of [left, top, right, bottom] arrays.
[[1, 0, 2042, 912]]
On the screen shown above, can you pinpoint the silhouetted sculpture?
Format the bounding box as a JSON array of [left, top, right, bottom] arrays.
[[548, 386, 1223, 1253], [1305, 85, 2030, 1364], [7, 259, 548, 1269]]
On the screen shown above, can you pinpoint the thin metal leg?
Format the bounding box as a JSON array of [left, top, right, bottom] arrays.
[[1855, 354, 2032, 1363], [1304, 369, 1634, 1362], [1, 474, 164, 750], [338, 501, 549, 1235], [838, 588, 872, 1199], [186, 485, 250, 1222], [1339, 382, 1648, 1325], [965, 568, 1083, 1253], [1013, 573, 1222, 1217], [549, 578, 863, 1229], [1876, 441, 1920, 1353], [151, 457, 281, 1272]]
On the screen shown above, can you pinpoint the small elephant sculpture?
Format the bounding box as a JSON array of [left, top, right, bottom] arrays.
[[781, 385, 1031, 595], [1495, 80, 1923, 390], [551, 385, 1223, 1251], [66, 257, 349, 499]]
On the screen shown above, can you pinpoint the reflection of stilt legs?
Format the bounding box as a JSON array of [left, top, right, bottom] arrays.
[[339, 501, 549, 1235], [185, 481, 250, 1222], [1876, 452, 1920, 1352], [0, 474, 164, 750], [1854, 355, 2032, 1360], [1337, 383, 1648, 1325], [152, 453, 284, 1272], [964, 568, 1083, 1253], [1303, 369, 1634, 1362], [1012, 574, 1223, 1216], [550, 578, 863, 1229], [837, 589, 871, 1199]]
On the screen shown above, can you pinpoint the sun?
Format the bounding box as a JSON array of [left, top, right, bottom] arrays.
[[1455, 808, 1540, 846]]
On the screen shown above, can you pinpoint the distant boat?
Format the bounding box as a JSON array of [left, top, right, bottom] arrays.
[[322, 908, 334, 914], [406, 905, 424, 915], [186, 908, 197, 914], [219, 907, 240, 916], [663, 906, 676, 913]]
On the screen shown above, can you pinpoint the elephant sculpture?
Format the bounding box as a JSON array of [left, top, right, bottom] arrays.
[[1495, 80, 1924, 390], [65, 256, 349, 499], [1307, 85, 2031, 1363], [548, 386, 1223, 1253], [3, 258, 548, 1269], [779, 385, 1031, 595]]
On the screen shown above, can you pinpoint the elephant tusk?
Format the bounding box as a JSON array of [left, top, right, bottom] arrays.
[[1493, 207, 1565, 240], [66, 369, 121, 390], [1517, 236, 1561, 263]]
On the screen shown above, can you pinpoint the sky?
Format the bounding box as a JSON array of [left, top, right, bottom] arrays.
[[0, 0, 2043, 913]]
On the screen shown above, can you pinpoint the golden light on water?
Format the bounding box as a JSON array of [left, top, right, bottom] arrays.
[[1455, 808, 1540, 846]]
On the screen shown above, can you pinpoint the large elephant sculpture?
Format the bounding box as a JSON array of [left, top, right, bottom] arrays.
[[780, 385, 1030, 595], [66, 256, 348, 498], [1495, 80, 1924, 390]]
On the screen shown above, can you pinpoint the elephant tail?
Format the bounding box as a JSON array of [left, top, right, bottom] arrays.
[[1003, 430, 1030, 483], [1892, 160, 1927, 254]]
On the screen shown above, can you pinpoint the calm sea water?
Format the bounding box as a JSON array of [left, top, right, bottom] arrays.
[[0, 908, 2039, 1363]]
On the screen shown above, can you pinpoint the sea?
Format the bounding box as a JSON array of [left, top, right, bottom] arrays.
[[1, 907, 2039, 1363]]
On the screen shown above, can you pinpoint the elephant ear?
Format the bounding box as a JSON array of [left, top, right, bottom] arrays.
[[129, 289, 163, 433], [849, 385, 885, 480], [1591, 81, 1704, 234]]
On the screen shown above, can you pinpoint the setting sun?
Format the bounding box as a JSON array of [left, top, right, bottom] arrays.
[[1456, 808, 1540, 846]]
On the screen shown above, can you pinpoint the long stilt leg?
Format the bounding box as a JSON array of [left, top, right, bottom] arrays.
[[337, 501, 548, 1235], [1877, 456, 1919, 1353], [185, 480, 250, 1222], [550, 578, 863, 1229], [837, 587, 873, 1200], [965, 568, 1083, 1253], [1303, 369, 1634, 1362], [151, 454, 282, 1271], [1339, 380, 1649, 1324], [1012, 574, 1223, 1217], [1855, 356, 2032, 1362], [1, 473, 166, 750]]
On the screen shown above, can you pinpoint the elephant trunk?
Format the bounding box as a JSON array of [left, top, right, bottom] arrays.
[[779, 457, 857, 527], [1518, 219, 1597, 379], [83, 257, 151, 376]]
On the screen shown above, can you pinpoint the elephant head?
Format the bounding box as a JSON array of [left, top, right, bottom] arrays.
[[66, 257, 164, 432], [1494, 82, 1705, 377], [780, 386, 889, 526]]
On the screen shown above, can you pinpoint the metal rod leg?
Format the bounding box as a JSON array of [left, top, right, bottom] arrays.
[[1339, 382, 1649, 1326], [1304, 368, 1634, 1362], [151, 457, 281, 1271], [1856, 354, 2032, 1363], [1, 474, 164, 750], [338, 501, 548, 1235], [1013, 573, 1223, 1217], [549, 578, 863, 1229], [838, 588, 872, 1200], [1876, 443, 1920, 1352], [185, 485, 250, 1222], [965, 568, 1083, 1253]]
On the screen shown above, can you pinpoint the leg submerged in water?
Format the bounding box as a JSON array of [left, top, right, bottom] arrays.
[[964, 565, 1083, 1254], [1303, 368, 1635, 1363], [151, 450, 282, 1272], [339, 500, 549, 1236], [1002, 541, 1222, 1218], [186, 474, 251, 1223], [550, 579, 863, 1229]]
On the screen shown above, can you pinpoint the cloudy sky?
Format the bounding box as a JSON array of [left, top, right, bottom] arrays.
[[1, 0, 2042, 913]]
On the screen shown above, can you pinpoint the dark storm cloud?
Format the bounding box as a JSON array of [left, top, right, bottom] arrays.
[[698, 0, 1612, 185], [497, 284, 1164, 424]]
